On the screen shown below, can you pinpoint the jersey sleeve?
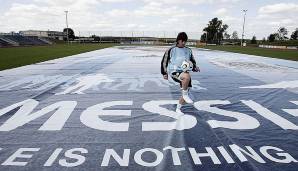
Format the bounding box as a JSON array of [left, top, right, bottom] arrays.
[[160, 47, 172, 75], [189, 48, 197, 70]]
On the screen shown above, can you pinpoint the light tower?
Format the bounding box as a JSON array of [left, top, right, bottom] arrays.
[[241, 9, 247, 47], [65, 10, 69, 43]]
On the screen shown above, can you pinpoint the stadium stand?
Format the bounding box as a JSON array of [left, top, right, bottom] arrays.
[[0, 34, 51, 47], [0, 36, 19, 46], [0, 39, 11, 47], [3, 35, 35, 45], [26, 36, 48, 45]]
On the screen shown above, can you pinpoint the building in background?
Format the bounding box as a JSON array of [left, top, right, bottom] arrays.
[[19, 30, 65, 40]]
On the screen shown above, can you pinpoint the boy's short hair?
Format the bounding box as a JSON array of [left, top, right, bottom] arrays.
[[176, 32, 188, 42]]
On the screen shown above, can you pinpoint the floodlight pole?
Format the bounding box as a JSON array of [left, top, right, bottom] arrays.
[[65, 10, 69, 44], [164, 31, 167, 44], [131, 31, 134, 44], [205, 31, 208, 44], [241, 9, 247, 47]]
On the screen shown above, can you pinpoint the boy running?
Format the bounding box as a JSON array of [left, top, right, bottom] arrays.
[[161, 32, 200, 113]]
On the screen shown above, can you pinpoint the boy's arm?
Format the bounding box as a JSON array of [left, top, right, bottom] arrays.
[[161, 48, 172, 75], [189, 49, 200, 72]]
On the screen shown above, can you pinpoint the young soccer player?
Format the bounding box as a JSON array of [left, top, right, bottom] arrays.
[[161, 32, 200, 113]]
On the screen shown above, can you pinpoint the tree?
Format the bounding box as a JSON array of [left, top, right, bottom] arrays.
[[200, 33, 207, 43], [202, 18, 229, 44], [277, 27, 288, 40], [291, 28, 298, 40], [232, 31, 239, 41], [91, 35, 101, 42], [251, 35, 257, 44], [268, 33, 278, 42], [224, 32, 231, 40], [63, 28, 75, 41]]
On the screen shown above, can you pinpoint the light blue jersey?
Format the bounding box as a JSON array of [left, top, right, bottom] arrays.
[[161, 45, 197, 76], [167, 47, 192, 73]]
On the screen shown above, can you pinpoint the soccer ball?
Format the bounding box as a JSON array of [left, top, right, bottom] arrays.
[[181, 60, 193, 72]]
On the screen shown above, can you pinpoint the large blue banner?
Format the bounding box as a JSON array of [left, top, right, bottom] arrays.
[[0, 46, 297, 170]]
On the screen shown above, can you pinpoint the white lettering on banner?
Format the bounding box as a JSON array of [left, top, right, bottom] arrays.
[[2, 148, 40, 166], [282, 101, 298, 117], [0, 99, 77, 131], [260, 146, 298, 163], [58, 148, 88, 167], [0, 99, 297, 131], [189, 147, 221, 165], [80, 101, 133, 131], [217, 146, 235, 163], [194, 100, 260, 129], [134, 148, 164, 167], [229, 144, 266, 163], [242, 100, 298, 130], [142, 100, 197, 131], [0, 145, 297, 167], [163, 146, 185, 165], [44, 148, 63, 166], [101, 149, 130, 166]]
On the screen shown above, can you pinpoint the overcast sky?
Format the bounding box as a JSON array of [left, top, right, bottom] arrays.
[[0, 0, 297, 39]]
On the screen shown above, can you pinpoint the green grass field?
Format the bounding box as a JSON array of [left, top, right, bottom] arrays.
[[0, 43, 116, 71], [199, 45, 298, 61]]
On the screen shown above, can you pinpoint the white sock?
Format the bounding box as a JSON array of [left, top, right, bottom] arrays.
[[182, 89, 188, 94], [176, 103, 183, 113], [182, 89, 193, 104], [177, 103, 182, 109]]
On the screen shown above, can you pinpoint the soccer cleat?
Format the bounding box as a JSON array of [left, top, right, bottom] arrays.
[[182, 90, 193, 104]]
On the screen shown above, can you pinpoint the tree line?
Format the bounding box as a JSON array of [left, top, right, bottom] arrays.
[[200, 17, 298, 45]]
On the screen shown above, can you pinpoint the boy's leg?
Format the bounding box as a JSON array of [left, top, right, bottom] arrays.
[[179, 96, 186, 104], [176, 96, 186, 113], [179, 72, 193, 104], [180, 72, 191, 90], [172, 72, 192, 113]]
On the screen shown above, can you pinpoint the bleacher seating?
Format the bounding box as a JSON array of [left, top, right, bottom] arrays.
[[3, 35, 35, 45], [0, 35, 50, 47], [26, 36, 48, 45], [0, 39, 10, 47]]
